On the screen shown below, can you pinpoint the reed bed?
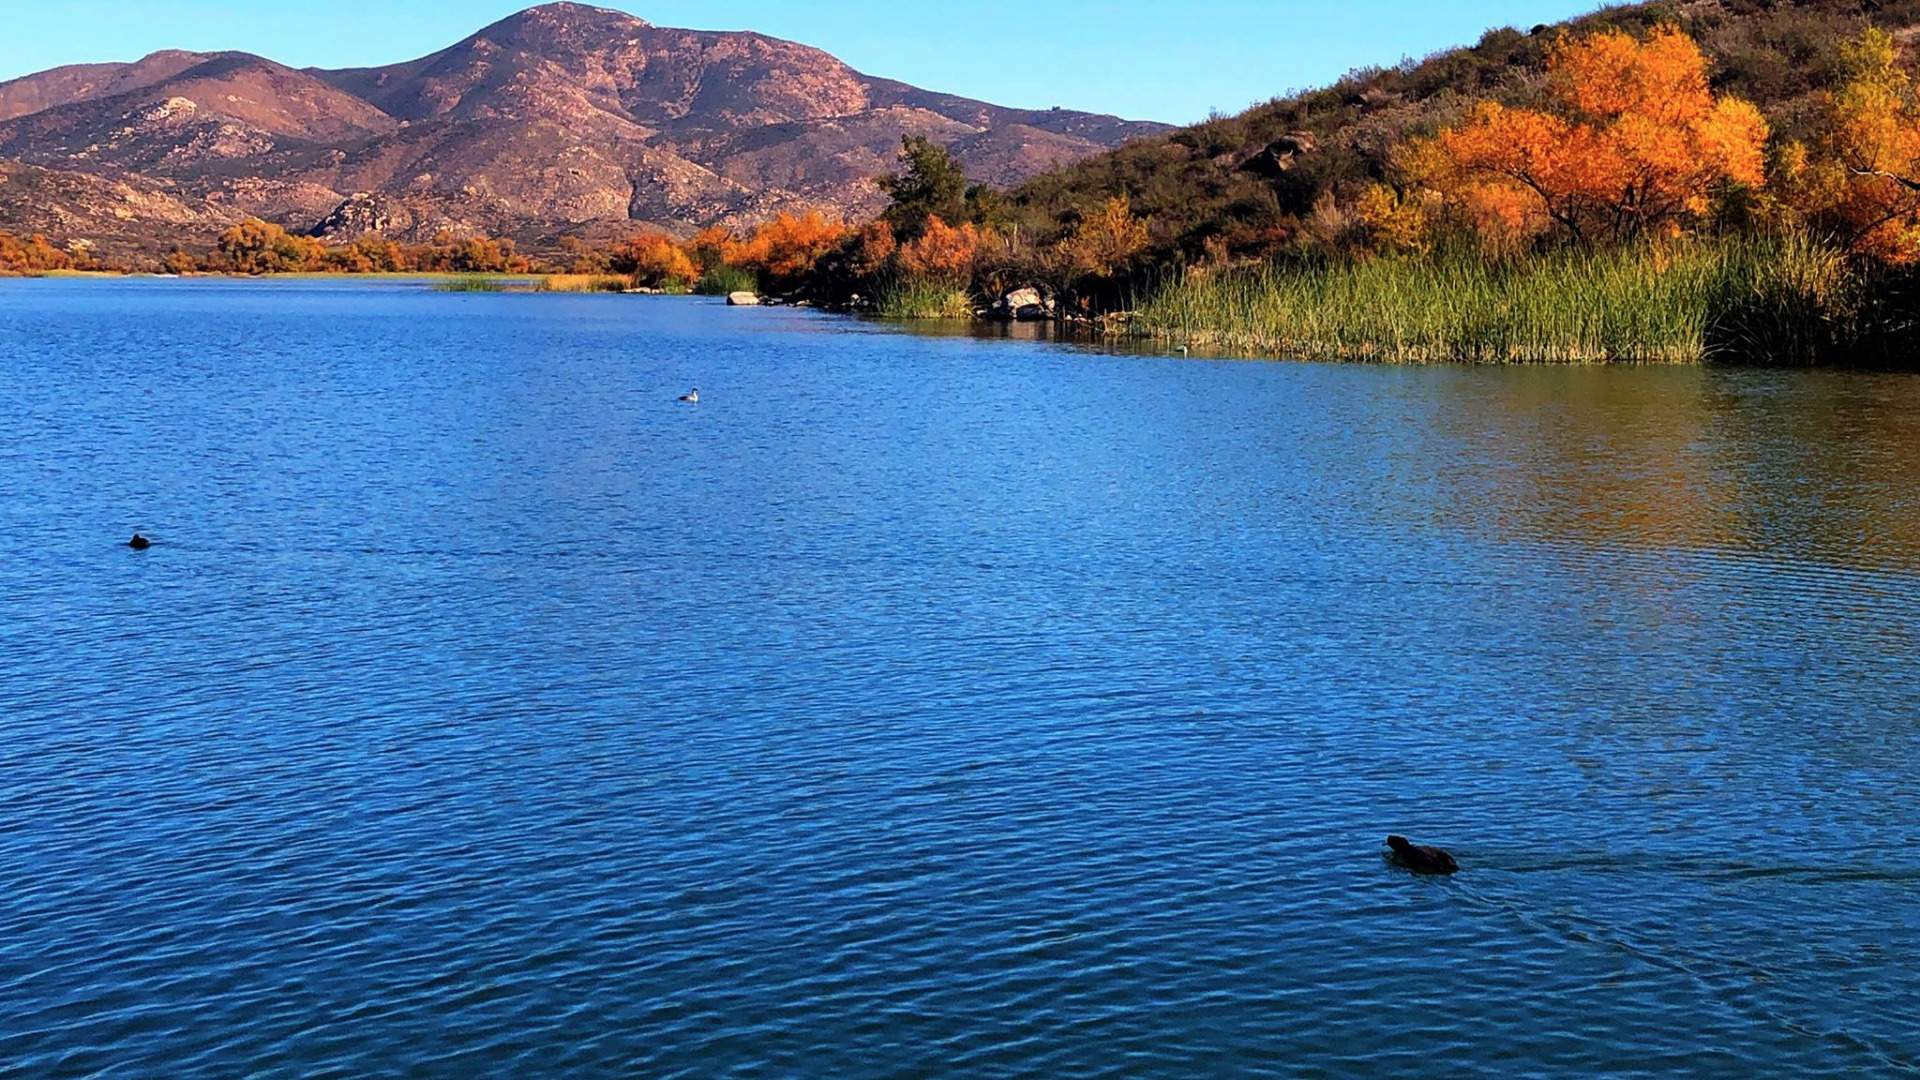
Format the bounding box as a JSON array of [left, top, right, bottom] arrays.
[[694, 265, 759, 297], [537, 274, 633, 293], [1136, 237, 1851, 364], [431, 276, 506, 293], [874, 276, 977, 320]]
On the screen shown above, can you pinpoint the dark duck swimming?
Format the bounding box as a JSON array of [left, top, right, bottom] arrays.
[[1387, 835, 1459, 875]]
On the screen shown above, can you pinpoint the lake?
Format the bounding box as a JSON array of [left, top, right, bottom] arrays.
[[2, 278, 1918, 1078]]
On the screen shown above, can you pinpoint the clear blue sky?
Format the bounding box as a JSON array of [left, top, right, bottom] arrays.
[[0, 1, 1603, 124]]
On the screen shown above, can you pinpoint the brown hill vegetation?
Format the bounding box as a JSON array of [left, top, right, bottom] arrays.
[[999, 0, 1920, 265]]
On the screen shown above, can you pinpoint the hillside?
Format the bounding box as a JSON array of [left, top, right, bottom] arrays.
[[1002, 0, 1920, 263], [0, 3, 1167, 254], [0, 159, 236, 253]]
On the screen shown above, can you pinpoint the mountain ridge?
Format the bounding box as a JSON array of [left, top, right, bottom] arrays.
[[0, 3, 1168, 254]]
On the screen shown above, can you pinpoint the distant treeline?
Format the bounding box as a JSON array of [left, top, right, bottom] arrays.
[[44, 213, 852, 295]]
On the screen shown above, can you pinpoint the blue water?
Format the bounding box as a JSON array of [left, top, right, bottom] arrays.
[[2, 279, 1918, 1078]]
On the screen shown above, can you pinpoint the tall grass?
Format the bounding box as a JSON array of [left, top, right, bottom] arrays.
[[1700, 233, 1854, 365], [1136, 237, 1853, 364], [432, 276, 505, 293], [694, 264, 759, 297], [873, 275, 977, 320], [538, 274, 633, 293]]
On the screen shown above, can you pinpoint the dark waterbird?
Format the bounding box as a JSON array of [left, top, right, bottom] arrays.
[[128, 534, 152, 551], [679, 388, 700, 403], [1387, 835, 1459, 875]]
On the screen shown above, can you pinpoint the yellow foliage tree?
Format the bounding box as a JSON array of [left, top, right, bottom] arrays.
[[1061, 196, 1150, 277], [1810, 27, 1920, 262], [217, 218, 327, 274], [1418, 25, 1768, 245], [1353, 184, 1434, 255], [410, 233, 528, 274]]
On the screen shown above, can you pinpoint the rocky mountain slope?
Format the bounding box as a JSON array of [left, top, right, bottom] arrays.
[[0, 159, 234, 254], [0, 3, 1167, 254]]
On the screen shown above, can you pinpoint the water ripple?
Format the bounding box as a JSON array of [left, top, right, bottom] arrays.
[[0, 280, 1917, 1078]]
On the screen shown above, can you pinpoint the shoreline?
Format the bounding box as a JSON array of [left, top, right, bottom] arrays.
[[9, 262, 1915, 370]]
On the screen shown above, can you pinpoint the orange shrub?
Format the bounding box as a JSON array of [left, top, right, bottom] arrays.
[[848, 220, 898, 276], [896, 218, 980, 278], [617, 231, 698, 285], [0, 231, 74, 274], [735, 210, 847, 281]]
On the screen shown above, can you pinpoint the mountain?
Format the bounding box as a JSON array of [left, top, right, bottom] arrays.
[[0, 50, 213, 124], [0, 3, 1167, 255]]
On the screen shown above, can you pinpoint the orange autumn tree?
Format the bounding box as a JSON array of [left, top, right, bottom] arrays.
[[846, 220, 898, 277], [0, 231, 75, 275], [216, 218, 328, 274], [1418, 25, 1769, 246], [896, 218, 981, 279], [687, 225, 742, 270], [735, 210, 848, 282], [615, 231, 699, 286], [558, 235, 613, 274]]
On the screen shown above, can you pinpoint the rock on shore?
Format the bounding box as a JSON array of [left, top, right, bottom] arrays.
[[991, 287, 1054, 321]]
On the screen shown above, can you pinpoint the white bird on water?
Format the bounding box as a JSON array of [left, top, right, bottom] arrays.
[[679, 388, 700, 404]]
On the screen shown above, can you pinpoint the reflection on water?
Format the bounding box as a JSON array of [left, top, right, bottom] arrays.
[[1410, 367, 1920, 566], [0, 279, 1917, 1080], [889, 320, 1920, 574], [869, 313, 1165, 353]]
